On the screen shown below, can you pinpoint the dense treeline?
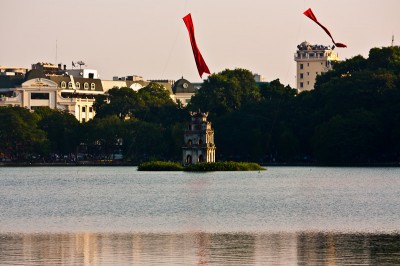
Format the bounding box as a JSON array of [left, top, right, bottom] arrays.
[[1, 46, 399, 165], [188, 46, 400, 165], [0, 83, 188, 163]]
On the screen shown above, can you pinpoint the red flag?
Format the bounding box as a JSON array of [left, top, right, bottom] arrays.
[[183, 13, 211, 78], [303, 8, 347, 48]]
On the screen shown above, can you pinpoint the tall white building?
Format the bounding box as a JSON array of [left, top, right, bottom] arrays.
[[294, 41, 339, 92]]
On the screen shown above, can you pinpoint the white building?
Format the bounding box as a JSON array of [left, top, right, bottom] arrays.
[[0, 62, 201, 122], [294, 41, 339, 92], [0, 63, 103, 122]]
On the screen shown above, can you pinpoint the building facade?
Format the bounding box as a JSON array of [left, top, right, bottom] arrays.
[[295, 41, 339, 91], [182, 111, 216, 165], [172, 78, 196, 106], [0, 62, 199, 122], [0, 63, 101, 122]]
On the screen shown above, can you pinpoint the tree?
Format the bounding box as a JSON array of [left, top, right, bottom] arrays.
[[82, 116, 123, 159], [0, 107, 49, 160], [120, 120, 168, 162], [189, 68, 261, 117], [93, 87, 140, 120], [35, 107, 81, 156], [312, 109, 383, 165]]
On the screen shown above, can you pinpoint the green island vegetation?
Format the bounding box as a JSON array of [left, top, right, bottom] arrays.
[[184, 162, 265, 172], [1, 46, 400, 166], [138, 161, 184, 171], [137, 161, 265, 171]]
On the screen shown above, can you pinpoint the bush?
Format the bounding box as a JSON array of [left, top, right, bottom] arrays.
[[138, 161, 184, 171], [184, 162, 265, 172]]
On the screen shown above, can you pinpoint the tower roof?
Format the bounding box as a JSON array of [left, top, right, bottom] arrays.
[[173, 78, 196, 94]]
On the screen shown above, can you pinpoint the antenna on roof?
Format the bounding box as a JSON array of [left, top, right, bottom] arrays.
[[392, 35, 395, 46], [76, 61, 86, 69]]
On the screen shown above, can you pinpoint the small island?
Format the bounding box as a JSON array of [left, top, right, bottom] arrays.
[[137, 111, 265, 172], [138, 161, 265, 172]]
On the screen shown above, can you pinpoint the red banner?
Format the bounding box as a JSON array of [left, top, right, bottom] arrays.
[[183, 13, 211, 78], [304, 8, 347, 48]]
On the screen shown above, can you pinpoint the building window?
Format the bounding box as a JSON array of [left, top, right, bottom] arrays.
[[68, 82, 73, 89], [84, 82, 89, 90], [300, 64, 304, 70], [31, 93, 49, 100], [82, 118, 86, 123], [307, 72, 310, 76], [300, 82, 304, 88], [82, 106, 86, 112], [76, 82, 80, 89], [300, 73, 304, 79], [90, 83, 95, 90], [307, 63, 309, 67], [61, 81, 66, 89], [89, 107, 93, 112], [307, 81, 310, 85]]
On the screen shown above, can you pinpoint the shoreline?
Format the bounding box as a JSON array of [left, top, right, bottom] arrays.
[[1, 162, 400, 167]]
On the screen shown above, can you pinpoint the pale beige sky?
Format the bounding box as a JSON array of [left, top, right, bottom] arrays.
[[1, 0, 399, 86]]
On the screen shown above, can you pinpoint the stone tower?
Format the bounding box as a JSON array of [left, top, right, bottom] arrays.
[[183, 111, 216, 165]]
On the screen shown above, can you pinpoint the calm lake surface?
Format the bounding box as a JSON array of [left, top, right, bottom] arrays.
[[0, 167, 399, 265]]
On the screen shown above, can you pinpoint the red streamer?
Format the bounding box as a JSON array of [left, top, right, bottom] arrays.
[[183, 13, 211, 78], [303, 8, 347, 48]]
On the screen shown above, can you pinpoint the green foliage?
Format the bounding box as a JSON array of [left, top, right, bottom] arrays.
[[3, 46, 400, 165], [138, 161, 184, 171], [0, 107, 49, 160], [189, 68, 261, 117], [368, 46, 400, 71], [83, 115, 123, 159], [35, 107, 81, 155], [184, 162, 265, 172], [312, 109, 383, 165], [93, 87, 140, 120], [138, 161, 265, 171], [120, 120, 169, 162]]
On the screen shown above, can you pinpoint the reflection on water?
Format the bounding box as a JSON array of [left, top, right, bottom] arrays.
[[1, 167, 400, 264], [1, 232, 399, 265]]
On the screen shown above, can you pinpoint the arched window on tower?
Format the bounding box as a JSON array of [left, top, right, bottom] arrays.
[[186, 155, 192, 164]]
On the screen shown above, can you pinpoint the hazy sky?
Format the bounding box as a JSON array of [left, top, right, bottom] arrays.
[[1, 0, 399, 86]]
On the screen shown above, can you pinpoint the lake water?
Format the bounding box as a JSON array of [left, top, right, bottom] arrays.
[[0, 167, 399, 265]]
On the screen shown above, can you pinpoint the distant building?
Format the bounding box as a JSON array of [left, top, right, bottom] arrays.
[[0, 62, 202, 122], [0, 63, 101, 122], [253, 73, 265, 82], [0, 66, 27, 76], [172, 78, 196, 106], [182, 111, 216, 165], [294, 41, 339, 91]]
